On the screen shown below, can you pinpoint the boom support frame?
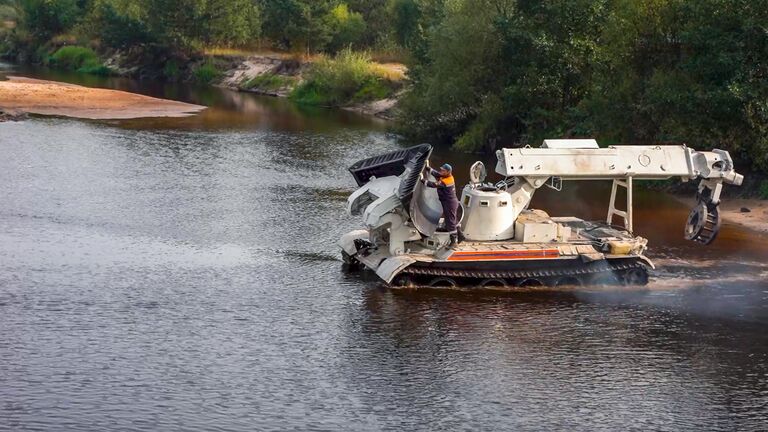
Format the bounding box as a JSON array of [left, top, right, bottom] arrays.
[[608, 177, 633, 232]]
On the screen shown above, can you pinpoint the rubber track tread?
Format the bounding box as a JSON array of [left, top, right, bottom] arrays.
[[401, 259, 645, 281]]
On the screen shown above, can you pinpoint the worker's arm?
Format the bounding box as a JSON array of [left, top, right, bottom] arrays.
[[424, 178, 446, 189], [422, 168, 444, 188]]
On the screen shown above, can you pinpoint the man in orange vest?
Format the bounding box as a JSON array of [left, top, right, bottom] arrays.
[[423, 163, 465, 247]]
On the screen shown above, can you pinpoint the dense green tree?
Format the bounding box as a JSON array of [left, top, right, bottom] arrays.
[[197, 0, 261, 47], [398, 0, 497, 147], [325, 3, 366, 52], [17, 0, 82, 40], [260, 0, 300, 48], [582, 0, 768, 169], [84, 0, 261, 49], [398, 0, 768, 172], [388, 0, 419, 48], [347, 0, 389, 47], [142, 0, 206, 47], [260, 0, 335, 52], [400, 0, 607, 151], [89, 1, 154, 48]]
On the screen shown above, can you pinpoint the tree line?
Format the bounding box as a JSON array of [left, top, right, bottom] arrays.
[[5, 0, 434, 53], [3, 0, 768, 175]]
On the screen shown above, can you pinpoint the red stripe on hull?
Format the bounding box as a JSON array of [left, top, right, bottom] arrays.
[[447, 249, 560, 262]]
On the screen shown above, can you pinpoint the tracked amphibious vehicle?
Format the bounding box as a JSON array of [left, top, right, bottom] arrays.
[[339, 140, 743, 287]]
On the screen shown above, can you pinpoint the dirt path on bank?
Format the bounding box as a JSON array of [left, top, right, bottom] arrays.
[[0, 76, 205, 119]]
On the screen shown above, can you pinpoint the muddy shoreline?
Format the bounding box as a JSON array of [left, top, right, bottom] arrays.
[[674, 196, 768, 234]]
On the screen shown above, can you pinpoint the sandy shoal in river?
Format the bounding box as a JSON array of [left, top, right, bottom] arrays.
[[0, 76, 205, 119]]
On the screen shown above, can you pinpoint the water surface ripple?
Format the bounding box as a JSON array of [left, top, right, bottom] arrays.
[[2, 115, 768, 431]]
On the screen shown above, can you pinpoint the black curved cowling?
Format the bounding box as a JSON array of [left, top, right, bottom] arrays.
[[348, 144, 433, 188], [395, 145, 432, 209], [347, 144, 438, 235], [348, 144, 433, 204]]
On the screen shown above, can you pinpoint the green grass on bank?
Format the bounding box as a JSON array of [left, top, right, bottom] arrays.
[[242, 73, 296, 92], [49, 46, 111, 75], [193, 60, 220, 83], [291, 49, 398, 106]]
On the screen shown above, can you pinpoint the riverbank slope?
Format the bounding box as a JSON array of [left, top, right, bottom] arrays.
[[213, 52, 405, 120]]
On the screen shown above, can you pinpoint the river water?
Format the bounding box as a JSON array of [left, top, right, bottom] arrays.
[[1, 63, 767, 431]]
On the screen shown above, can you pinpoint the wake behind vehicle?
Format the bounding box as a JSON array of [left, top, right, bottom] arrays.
[[339, 140, 743, 288]]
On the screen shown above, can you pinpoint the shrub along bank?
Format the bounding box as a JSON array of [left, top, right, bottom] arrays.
[[290, 49, 400, 107], [49, 46, 111, 75]]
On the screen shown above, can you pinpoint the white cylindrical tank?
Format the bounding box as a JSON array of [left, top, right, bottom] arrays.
[[460, 185, 517, 241]]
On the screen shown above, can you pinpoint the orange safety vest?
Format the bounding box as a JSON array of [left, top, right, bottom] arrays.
[[438, 174, 455, 188]]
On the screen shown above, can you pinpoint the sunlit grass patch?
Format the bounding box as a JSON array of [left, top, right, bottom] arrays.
[[242, 73, 296, 92], [203, 46, 294, 59], [290, 49, 400, 106], [370, 63, 406, 82]]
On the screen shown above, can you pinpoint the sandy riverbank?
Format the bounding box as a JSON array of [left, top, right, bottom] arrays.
[[0, 76, 205, 120], [675, 196, 768, 234]]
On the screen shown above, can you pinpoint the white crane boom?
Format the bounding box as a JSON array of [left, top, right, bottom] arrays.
[[495, 143, 743, 184], [487, 141, 743, 243]]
